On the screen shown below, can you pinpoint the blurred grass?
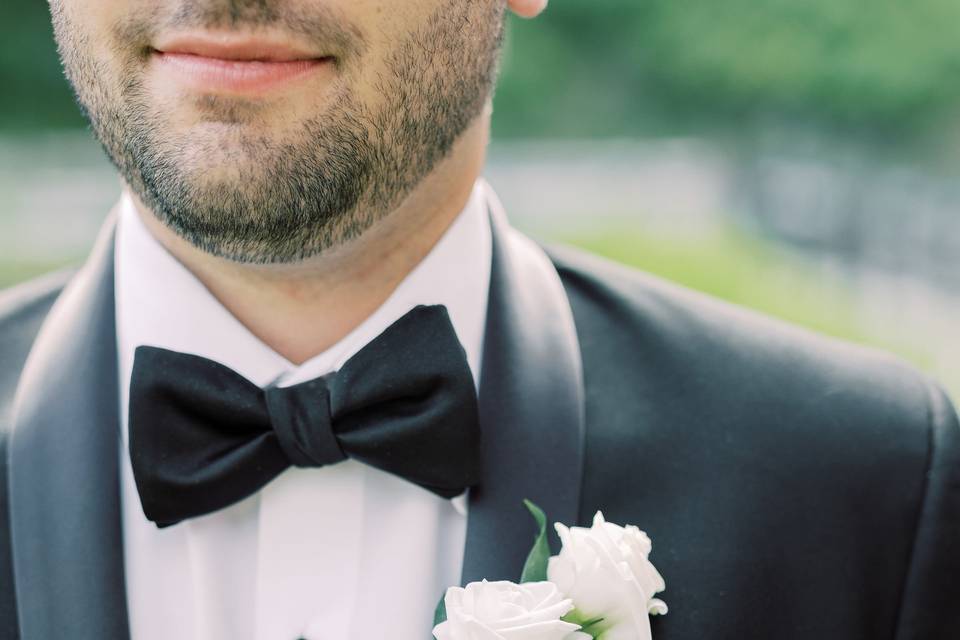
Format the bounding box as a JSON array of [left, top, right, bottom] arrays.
[[1, 226, 951, 396]]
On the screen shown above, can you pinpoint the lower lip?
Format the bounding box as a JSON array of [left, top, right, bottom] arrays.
[[152, 51, 331, 94]]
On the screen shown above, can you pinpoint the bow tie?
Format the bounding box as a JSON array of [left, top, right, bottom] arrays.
[[128, 305, 482, 528]]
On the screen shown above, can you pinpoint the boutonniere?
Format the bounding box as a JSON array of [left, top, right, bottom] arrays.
[[433, 501, 667, 640]]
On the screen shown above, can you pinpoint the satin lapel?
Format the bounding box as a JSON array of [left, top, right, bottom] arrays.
[[8, 217, 129, 640], [461, 190, 586, 585]]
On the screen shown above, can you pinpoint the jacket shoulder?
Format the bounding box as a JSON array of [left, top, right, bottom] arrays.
[[0, 270, 73, 428], [547, 242, 946, 493], [547, 241, 937, 424], [0, 270, 73, 320]]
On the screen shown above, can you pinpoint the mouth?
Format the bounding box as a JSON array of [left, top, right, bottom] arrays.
[[150, 33, 334, 95]]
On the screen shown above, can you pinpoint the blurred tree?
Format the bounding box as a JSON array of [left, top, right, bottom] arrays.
[[496, 0, 960, 139], [5, 0, 960, 138], [631, 0, 960, 130], [0, 1, 86, 130]]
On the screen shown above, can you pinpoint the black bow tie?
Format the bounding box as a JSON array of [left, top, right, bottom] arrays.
[[128, 305, 482, 528]]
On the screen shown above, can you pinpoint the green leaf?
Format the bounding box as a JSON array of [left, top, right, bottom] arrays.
[[520, 499, 552, 583], [563, 611, 608, 638], [433, 594, 447, 629], [578, 616, 607, 636]]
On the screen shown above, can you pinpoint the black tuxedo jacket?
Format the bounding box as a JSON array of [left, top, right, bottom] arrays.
[[0, 208, 957, 640]]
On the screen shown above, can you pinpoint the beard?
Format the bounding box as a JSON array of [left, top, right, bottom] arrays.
[[51, 0, 504, 263]]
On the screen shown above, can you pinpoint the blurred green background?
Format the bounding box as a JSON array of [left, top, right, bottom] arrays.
[[1, 0, 958, 396], [9, 1, 960, 138]]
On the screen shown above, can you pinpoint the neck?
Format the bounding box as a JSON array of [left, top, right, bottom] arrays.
[[133, 117, 490, 365]]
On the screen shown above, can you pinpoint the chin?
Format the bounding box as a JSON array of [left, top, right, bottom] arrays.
[[168, 125, 277, 168]]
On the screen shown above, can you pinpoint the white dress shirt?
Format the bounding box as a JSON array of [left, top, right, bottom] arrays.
[[114, 181, 493, 640]]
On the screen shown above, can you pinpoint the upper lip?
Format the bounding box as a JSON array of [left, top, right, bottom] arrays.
[[152, 32, 327, 61]]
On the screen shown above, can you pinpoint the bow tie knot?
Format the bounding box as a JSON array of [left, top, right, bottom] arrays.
[[264, 378, 345, 468]]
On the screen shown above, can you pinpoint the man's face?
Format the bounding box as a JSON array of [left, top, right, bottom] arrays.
[[50, 0, 505, 263]]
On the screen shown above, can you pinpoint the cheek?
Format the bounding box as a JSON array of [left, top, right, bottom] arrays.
[[332, 0, 446, 104], [54, 0, 136, 80], [54, 0, 130, 46]]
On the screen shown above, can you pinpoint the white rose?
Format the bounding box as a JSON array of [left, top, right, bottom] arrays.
[[547, 512, 667, 640], [433, 580, 588, 640]]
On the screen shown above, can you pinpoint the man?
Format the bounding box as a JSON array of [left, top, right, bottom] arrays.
[[0, 0, 957, 638]]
